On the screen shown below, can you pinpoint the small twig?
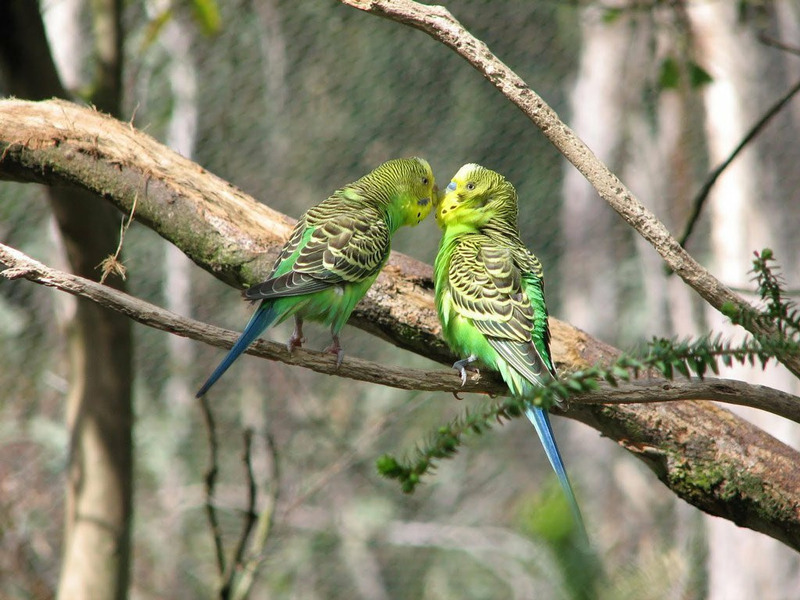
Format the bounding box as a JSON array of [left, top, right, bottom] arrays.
[[220, 428, 258, 597], [229, 431, 281, 600], [241, 429, 258, 558], [758, 33, 800, 57], [677, 76, 800, 248], [98, 187, 139, 283], [199, 392, 226, 577]]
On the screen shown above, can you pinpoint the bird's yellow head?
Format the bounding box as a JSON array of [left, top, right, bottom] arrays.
[[379, 156, 437, 227], [436, 163, 518, 230]]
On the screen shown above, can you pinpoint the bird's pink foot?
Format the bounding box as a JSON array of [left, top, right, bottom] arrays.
[[324, 334, 344, 368], [286, 318, 305, 353]]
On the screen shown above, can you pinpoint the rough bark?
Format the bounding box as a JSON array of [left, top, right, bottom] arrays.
[[1, 98, 800, 550]]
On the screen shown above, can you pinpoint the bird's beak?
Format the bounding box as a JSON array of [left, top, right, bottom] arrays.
[[446, 181, 457, 192]]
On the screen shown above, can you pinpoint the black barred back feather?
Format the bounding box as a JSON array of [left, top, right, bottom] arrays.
[[247, 157, 433, 301]]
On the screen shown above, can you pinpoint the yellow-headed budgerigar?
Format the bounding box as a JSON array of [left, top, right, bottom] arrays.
[[197, 157, 436, 398], [433, 163, 586, 538]]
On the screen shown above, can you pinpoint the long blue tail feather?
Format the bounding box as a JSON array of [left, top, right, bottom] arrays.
[[196, 302, 278, 398], [525, 405, 588, 542]]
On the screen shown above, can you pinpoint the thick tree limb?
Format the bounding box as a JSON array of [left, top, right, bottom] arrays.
[[1, 99, 800, 550], [0, 97, 447, 360], [337, 0, 800, 380]]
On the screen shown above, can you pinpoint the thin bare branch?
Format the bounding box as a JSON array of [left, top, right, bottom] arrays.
[[572, 377, 800, 424], [759, 33, 800, 56], [199, 392, 226, 577], [678, 77, 800, 248], [3, 241, 800, 424], [0, 241, 496, 394], [221, 428, 258, 599], [239, 429, 258, 564], [229, 432, 281, 600]]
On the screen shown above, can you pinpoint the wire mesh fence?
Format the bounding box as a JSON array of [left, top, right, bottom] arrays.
[[2, 1, 800, 598]]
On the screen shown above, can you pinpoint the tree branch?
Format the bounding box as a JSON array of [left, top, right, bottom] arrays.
[[229, 431, 280, 600], [2, 99, 800, 549], [336, 0, 800, 379], [220, 428, 258, 600], [0, 241, 482, 394], [199, 391, 226, 576], [4, 241, 800, 423], [678, 76, 800, 248], [0, 97, 448, 361]]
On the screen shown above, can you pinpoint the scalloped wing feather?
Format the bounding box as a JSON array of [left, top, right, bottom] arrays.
[[245, 200, 390, 300], [447, 235, 555, 384]]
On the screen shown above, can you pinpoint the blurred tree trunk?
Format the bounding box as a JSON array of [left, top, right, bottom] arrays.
[[0, 1, 132, 599], [155, 12, 199, 590], [561, 2, 800, 591], [688, 3, 800, 598], [559, 6, 625, 344], [559, 7, 631, 565], [621, 11, 711, 594], [561, 5, 705, 585]]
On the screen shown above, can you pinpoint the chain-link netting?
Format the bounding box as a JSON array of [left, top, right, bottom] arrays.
[[3, 1, 800, 598]]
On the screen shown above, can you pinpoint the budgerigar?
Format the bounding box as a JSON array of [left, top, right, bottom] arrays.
[[197, 157, 436, 398], [433, 163, 586, 538]]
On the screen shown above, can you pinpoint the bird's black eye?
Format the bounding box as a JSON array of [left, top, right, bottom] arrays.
[[422, 177, 429, 185], [466, 182, 476, 190]]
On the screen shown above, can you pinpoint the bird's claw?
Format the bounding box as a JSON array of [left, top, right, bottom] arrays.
[[452, 356, 479, 387], [323, 346, 344, 368], [287, 318, 305, 354], [286, 335, 305, 354], [324, 335, 344, 369], [328, 347, 345, 368]]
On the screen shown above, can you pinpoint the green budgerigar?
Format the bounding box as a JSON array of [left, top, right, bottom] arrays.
[[197, 157, 436, 397], [434, 163, 586, 538]]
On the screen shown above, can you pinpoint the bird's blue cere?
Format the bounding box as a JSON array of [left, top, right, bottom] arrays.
[[446, 181, 457, 191]]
